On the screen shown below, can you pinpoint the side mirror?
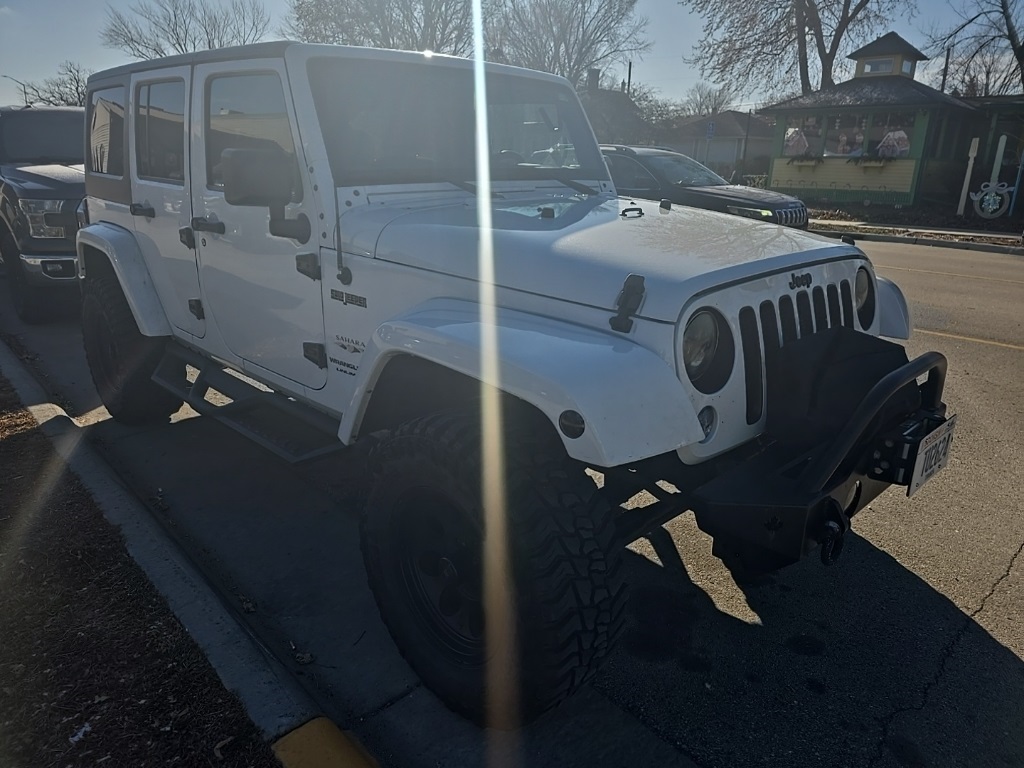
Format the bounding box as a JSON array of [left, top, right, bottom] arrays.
[[221, 147, 310, 243], [221, 147, 295, 207]]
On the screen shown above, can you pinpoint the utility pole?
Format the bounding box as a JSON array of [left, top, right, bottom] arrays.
[[2, 75, 29, 106]]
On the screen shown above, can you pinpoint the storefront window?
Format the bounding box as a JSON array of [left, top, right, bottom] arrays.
[[869, 112, 915, 157], [783, 115, 823, 156], [824, 113, 866, 156]]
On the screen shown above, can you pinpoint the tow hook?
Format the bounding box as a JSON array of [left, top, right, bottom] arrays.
[[820, 499, 851, 567]]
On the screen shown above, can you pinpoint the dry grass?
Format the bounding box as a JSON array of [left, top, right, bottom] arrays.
[[0, 376, 280, 768]]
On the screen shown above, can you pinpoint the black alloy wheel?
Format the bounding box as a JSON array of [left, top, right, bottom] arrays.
[[361, 409, 627, 728]]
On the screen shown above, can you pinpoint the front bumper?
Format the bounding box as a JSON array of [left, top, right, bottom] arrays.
[[17, 253, 78, 287], [688, 327, 951, 573]]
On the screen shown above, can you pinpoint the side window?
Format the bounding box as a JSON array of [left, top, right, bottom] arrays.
[[205, 72, 299, 196], [606, 154, 658, 190], [88, 86, 126, 176], [136, 79, 186, 184]]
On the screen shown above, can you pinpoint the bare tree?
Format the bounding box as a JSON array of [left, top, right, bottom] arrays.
[[627, 82, 683, 124], [680, 81, 738, 115], [676, 0, 911, 96], [283, 0, 477, 55], [929, 0, 1024, 93], [492, 0, 649, 88], [936, 47, 1020, 96], [24, 62, 93, 107], [102, 0, 270, 60]]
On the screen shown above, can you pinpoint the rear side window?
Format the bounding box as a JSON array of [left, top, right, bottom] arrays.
[[136, 79, 186, 184], [605, 154, 658, 190], [205, 72, 299, 193], [88, 86, 126, 176]]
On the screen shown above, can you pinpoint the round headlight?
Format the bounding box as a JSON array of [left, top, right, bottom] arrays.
[[682, 309, 734, 393], [683, 310, 720, 382], [855, 267, 876, 328]]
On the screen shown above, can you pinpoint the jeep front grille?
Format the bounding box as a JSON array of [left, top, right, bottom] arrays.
[[739, 279, 855, 425], [775, 206, 808, 227]]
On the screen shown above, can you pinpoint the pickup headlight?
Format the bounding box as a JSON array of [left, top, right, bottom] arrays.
[[727, 205, 773, 221], [682, 308, 734, 393], [18, 199, 65, 238], [855, 267, 876, 328]]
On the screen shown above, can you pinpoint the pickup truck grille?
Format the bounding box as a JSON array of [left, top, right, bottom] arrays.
[[775, 205, 808, 227], [738, 279, 855, 424]]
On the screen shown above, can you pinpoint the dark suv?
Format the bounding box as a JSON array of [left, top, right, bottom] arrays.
[[0, 105, 86, 323], [601, 144, 808, 228]]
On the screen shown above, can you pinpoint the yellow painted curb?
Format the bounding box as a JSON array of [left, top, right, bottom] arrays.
[[272, 717, 378, 768]]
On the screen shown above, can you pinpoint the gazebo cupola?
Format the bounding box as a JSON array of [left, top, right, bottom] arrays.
[[847, 31, 929, 79]]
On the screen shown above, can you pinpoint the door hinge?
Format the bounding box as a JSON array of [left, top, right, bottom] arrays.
[[303, 342, 327, 369], [296, 252, 321, 281], [188, 299, 205, 320]]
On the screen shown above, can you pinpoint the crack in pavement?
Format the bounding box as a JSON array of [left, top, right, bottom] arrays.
[[868, 537, 1024, 766]]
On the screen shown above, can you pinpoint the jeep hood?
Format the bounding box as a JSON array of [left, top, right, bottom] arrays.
[[340, 194, 855, 322], [2, 163, 85, 197]]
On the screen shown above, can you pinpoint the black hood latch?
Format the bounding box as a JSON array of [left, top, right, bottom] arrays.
[[609, 273, 645, 333]]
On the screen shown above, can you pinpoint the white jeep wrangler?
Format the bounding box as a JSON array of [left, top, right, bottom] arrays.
[[77, 42, 955, 727]]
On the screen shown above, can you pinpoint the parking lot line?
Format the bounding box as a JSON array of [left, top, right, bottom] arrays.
[[876, 264, 1024, 286], [916, 328, 1024, 351]]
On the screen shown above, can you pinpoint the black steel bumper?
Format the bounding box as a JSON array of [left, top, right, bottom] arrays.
[[688, 327, 951, 573]]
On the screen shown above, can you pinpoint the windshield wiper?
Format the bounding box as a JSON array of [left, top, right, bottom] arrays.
[[445, 180, 507, 198], [522, 169, 597, 196]]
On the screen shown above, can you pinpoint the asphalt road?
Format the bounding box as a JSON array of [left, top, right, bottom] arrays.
[[1, 241, 1021, 768]]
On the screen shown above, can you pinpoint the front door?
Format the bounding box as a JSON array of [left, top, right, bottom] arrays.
[[190, 61, 327, 389], [129, 67, 204, 338]]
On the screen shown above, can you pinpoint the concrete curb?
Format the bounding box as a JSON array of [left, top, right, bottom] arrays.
[[809, 228, 1024, 256], [0, 340, 375, 768]]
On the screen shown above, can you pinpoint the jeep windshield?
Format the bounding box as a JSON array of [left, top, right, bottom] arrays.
[[0, 110, 85, 165], [307, 56, 608, 189]]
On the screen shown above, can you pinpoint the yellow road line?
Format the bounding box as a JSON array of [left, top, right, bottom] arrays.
[[272, 717, 378, 768], [875, 264, 1024, 287], [916, 328, 1024, 351]]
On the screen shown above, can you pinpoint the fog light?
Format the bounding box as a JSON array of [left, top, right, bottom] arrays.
[[698, 406, 716, 442], [44, 262, 63, 274]]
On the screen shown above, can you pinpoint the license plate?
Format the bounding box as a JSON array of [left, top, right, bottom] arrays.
[[908, 415, 957, 496]]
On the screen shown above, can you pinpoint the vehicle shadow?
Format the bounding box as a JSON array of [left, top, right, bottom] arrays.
[[598, 525, 1024, 768]]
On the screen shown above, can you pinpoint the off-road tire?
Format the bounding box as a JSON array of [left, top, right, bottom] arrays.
[[81, 273, 182, 424], [3, 231, 49, 324], [361, 410, 627, 728]]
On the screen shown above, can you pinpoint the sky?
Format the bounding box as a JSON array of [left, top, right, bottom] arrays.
[[0, 0, 963, 108]]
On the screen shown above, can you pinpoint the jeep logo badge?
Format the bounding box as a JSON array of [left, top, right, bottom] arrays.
[[789, 272, 812, 289]]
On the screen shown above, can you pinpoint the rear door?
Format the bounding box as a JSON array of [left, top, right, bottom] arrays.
[[190, 61, 327, 389], [128, 67, 204, 338]]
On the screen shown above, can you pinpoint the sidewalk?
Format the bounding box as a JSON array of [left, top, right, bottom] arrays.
[[807, 218, 1024, 255]]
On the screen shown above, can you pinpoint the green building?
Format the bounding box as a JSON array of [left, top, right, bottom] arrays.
[[760, 32, 978, 207]]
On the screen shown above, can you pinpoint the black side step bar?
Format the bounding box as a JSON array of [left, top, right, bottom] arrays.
[[152, 345, 344, 464]]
